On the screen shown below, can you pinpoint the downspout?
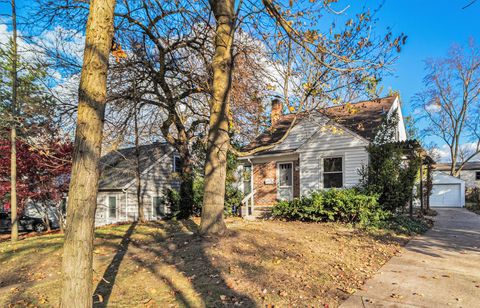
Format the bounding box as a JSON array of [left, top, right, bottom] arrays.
[[122, 188, 128, 222], [248, 158, 254, 216]]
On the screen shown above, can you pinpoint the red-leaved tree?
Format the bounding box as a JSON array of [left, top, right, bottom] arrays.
[[0, 136, 72, 225]]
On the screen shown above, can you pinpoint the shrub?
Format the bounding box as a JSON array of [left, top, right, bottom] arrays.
[[161, 187, 182, 218], [169, 176, 243, 217], [359, 141, 421, 212], [379, 215, 431, 235], [272, 188, 387, 227]]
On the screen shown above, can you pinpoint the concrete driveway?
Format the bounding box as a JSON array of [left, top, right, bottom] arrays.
[[341, 208, 480, 308]]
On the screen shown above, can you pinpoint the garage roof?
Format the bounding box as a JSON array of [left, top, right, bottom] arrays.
[[432, 171, 465, 184]]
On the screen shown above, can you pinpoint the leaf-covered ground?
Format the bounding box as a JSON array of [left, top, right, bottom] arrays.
[[0, 218, 410, 307]]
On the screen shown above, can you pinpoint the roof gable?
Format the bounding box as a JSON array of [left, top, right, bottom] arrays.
[[243, 96, 397, 154], [98, 142, 173, 190]]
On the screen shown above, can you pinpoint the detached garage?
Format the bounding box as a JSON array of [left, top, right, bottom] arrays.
[[431, 172, 465, 207]]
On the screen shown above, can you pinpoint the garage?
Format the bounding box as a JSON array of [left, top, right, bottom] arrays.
[[431, 172, 465, 207]]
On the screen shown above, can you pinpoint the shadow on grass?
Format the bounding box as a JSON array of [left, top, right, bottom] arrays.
[[93, 222, 137, 307], [92, 219, 257, 307]]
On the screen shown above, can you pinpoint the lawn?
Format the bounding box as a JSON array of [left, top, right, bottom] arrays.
[[0, 218, 411, 307]]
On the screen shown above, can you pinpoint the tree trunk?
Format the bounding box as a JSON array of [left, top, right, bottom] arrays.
[[134, 102, 145, 222], [178, 145, 194, 218], [199, 0, 235, 236], [60, 0, 116, 307], [10, 0, 18, 243]]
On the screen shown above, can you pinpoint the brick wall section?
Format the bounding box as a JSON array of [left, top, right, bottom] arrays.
[[253, 159, 300, 207], [253, 161, 277, 206]]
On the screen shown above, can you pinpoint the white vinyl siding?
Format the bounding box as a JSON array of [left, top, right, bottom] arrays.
[[272, 113, 329, 152], [297, 118, 369, 197], [94, 147, 180, 226]]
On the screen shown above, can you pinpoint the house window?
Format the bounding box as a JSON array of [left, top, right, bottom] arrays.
[[476, 171, 480, 181], [108, 196, 117, 219], [323, 157, 343, 188], [278, 163, 293, 187], [173, 155, 182, 173], [152, 196, 163, 216]]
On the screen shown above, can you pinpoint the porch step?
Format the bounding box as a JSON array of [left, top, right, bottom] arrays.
[[241, 206, 273, 220]]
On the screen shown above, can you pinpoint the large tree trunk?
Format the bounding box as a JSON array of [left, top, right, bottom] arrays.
[[178, 144, 194, 218], [199, 0, 235, 236], [60, 0, 116, 307], [10, 0, 18, 242]]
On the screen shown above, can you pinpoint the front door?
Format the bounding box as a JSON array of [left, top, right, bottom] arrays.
[[278, 162, 293, 201]]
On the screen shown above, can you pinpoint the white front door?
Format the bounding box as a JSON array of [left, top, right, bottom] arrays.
[[277, 162, 293, 201]]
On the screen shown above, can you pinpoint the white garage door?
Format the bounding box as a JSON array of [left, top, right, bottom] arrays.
[[430, 184, 461, 207]]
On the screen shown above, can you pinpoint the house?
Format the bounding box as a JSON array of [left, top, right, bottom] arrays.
[[95, 142, 181, 226], [238, 96, 407, 218], [434, 162, 480, 189]]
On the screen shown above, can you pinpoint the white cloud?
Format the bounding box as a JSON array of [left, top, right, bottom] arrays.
[[435, 143, 480, 163], [425, 103, 441, 113]]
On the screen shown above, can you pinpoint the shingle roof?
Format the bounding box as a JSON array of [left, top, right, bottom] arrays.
[[243, 96, 397, 152], [435, 162, 480, 171], [98, 142, 173, 190]]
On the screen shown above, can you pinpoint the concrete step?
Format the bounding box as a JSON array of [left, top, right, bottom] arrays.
[[240, 206, 273, 219]]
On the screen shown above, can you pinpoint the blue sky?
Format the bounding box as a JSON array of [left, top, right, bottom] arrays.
[[2, 0, 480, 159], [331, 0, 480, 160], [370, 1, 479, 115]]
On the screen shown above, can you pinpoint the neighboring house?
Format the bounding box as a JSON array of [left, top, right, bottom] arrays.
[[434, 162, 480, 189], [95, 142, 181, 226], [238, 96, 407, 218]]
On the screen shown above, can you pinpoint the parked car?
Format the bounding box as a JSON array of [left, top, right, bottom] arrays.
[[0, 212, 55, 233]]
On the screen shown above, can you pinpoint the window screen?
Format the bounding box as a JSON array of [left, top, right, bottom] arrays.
[[323, 157, 343, 188], [108, 196, 117, 218], [476, 171, 480, 180]]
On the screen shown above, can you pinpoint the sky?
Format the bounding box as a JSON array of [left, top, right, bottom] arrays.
[[341, 0, 480, 160], [1, 0, 480, 161]]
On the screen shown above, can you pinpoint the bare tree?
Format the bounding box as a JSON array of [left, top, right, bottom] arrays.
[[415, 40, 480, 176], [10, 0, 19, 242], [199, 0, 407, 235], [60, 0, 117, 306]]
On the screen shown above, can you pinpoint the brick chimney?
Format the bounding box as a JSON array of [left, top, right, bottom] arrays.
[[270, 98, 283, 126]]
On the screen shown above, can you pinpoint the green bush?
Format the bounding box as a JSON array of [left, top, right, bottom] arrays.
[[161, 187, 182, 218], [272, 188, 387, 227], [379, 215, 431, 235], [359, 142, 421, 213], [173, 176, 243, 216]]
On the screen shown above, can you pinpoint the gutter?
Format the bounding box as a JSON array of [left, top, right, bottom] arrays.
[[122, 187, 128, 222]]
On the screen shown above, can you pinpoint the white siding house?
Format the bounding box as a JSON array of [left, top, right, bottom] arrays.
[[95, 142, 180, 226], [238, 96, 406, 218]]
